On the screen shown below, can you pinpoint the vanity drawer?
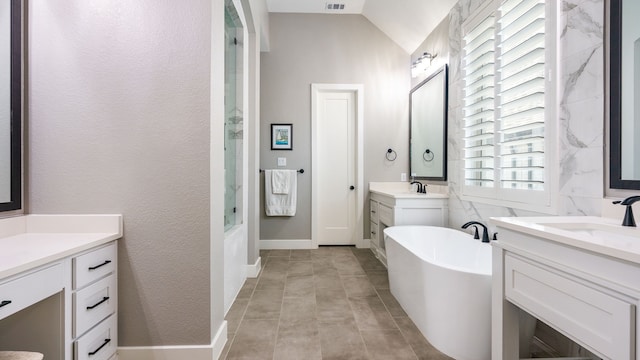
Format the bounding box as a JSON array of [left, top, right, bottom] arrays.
[[370, 221, 378, 243], [370, 200, 379, 224], [378, 203, 393, 225], [0, 263, 63, 321], [75, 313, 117, 360], [74, 274, 117, 337], [505, 254, 634, 360], [74, 243, 116, 289]]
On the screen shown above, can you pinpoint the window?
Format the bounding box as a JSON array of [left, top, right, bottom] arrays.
[[462, 0, 556, 212]]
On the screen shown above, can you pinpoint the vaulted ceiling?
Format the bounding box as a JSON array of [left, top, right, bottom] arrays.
[[265, 0, 457, 54]]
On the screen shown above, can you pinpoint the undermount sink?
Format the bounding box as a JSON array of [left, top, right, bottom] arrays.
[[490, 216, 640, 264], [538, 221, 640, 241]]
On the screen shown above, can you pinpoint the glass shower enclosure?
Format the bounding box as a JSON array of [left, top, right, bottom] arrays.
[[224, 0, 243, 232]]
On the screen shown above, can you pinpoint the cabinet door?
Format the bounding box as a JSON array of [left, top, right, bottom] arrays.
[[505, 254, 635, 360], [370, 200, 379, 224], [394, 208, 444, 226], [378, 203, 393, 225]]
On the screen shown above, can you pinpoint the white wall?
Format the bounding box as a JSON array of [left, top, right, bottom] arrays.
[[210, 0, 227, 346], [248, 0, 270, 51], [224, 225, 247, 313]]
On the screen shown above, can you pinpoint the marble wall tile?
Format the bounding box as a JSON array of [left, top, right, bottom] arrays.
[[559, 95, 604, 149], [558, 146, 604, 198], [436, 0, 606, 224], [560, 45, 604, 104], [458, 0, 491, 23], [560, 0, 605, 59], [558, 195, 604, 216]]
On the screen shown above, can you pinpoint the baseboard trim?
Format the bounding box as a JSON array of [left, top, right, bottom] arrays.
[[356, 238, 370, 248], [117, 345, 213, 360], [117, 321, 228, 360], [212, 321, 228, 360], [246, 257, 262, 278], [260, 239, 371, 249], [260, 239, 315, 249]]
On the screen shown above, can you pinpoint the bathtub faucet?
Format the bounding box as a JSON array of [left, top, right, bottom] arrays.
[[461, 221, 490, 243]]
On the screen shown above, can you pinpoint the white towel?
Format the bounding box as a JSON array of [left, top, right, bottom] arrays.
[[265, 169, 297, 216], [271, 169, 293, 194]]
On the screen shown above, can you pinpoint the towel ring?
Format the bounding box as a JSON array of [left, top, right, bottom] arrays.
[[423, 149, 435, 162], [386, 148, 397, 161]]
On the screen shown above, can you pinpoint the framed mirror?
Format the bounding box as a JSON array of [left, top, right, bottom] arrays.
[[410, 65, 448, 181], [610, 0, 640, 190], [0, 0, 21, 212]]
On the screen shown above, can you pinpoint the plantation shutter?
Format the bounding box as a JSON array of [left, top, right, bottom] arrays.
[[463, 14, 496, 189], [497, 0, 546, 191]]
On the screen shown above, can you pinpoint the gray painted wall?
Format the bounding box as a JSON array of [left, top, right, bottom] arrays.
[[411, 19, 450, 90], [28, 0, 213, 346], [260, 13, 410, 240]]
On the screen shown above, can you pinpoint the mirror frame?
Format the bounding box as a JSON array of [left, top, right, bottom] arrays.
[[0, 0, 22, 212], [409, 65, 448, 181], [609, 0, 640, 190]]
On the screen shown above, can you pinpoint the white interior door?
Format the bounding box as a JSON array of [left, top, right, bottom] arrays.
[[315, 90, 357, 245]]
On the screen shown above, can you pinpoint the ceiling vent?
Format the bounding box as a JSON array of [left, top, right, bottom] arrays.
[[326, 3, 346, 10]]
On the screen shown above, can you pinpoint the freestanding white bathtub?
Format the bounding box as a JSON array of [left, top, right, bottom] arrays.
[[384, 226, 492, 360]]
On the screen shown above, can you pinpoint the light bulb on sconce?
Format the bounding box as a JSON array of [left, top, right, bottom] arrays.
[[411, 51, 438, 78]]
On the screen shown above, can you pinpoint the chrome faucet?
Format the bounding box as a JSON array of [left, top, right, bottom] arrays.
[[462, 221, 490, 243], [612, 195, 640, 227], [410, 181, 427, 194]]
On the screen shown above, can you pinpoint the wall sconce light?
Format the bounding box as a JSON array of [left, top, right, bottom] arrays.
[[411, 52, 437, 78]]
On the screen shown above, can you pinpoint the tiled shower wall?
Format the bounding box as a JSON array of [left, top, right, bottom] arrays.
[[427, 0, 606, 230]]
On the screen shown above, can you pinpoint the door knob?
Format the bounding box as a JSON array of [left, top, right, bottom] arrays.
[[350, 185, 355, 190]]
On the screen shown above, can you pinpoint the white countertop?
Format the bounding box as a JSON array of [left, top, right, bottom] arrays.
[[491, 216, 640, 265], [369, 181, 449, 199], [0, 215, 123, 279]]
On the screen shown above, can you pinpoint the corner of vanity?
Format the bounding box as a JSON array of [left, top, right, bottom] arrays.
[[490, 216, 640, 360], [368, 182, 449, 266], [0, 214, 123, 360]]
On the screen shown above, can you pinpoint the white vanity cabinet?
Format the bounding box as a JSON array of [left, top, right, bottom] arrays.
[[369, 188, 448, 266], [491, 216, 640, 360], [72, 243, 118, 360], [0, 215, 122, 360]]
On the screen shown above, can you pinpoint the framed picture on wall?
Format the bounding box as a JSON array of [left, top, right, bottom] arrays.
[[271, 123, 293, 150]]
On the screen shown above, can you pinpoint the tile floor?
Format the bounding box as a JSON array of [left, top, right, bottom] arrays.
[[221, 247, 452, 360]]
